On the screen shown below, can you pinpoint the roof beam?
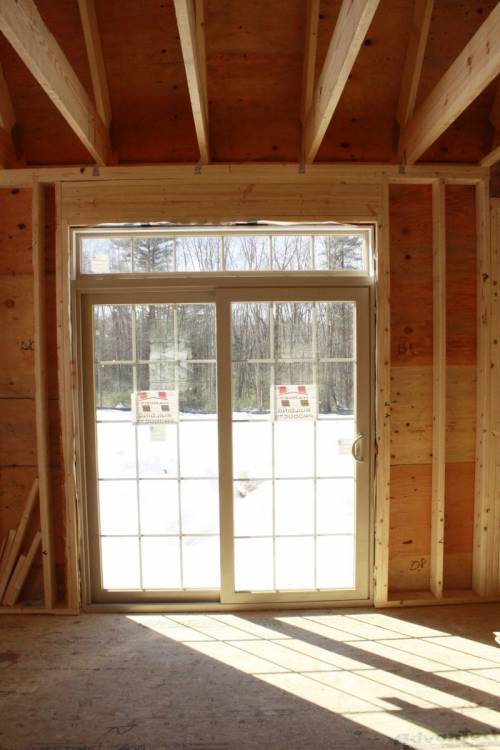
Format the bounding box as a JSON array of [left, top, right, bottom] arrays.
[[0, 63, 16, 166], [301, 0, 320, 129], [173, 0, 210, 163], [399, 3, 500, 165], [78, 0, 112, 129], [302, 0, 381, 163], [0, 0, 110, 165], [396, 0, 433, 129]]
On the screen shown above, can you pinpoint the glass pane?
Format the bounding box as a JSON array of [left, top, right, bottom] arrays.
[[316, 479, 355, 534], [317, 302, 355, 359], [139, 480, 179, 534], [316, 536, 355, 589], [275, 537, 315, 590], [180, 480, 219, 534], [275, 362, 313, 389], [136, 362, 175, 393], [95, 365, 133, 418], [233, 422, 272, 479], [178, 304, 216, 360], [275, 480, 314, 535], [141, 537, 181, 589], [134, 237, 174, 272], [232, 363, 271, 416], [94, 305, 133, 361], [234, 480, 273, 537], [101, 537, 140, 589], [272, 236, 312, 270], [234, 538, 274, 591], [82, 237, 132, 274], [135, 305, 175, 361], [274, 302, 313, 359], [225, 236, 270, 271], [274, 421, 314, 478], [314, 235, 365, 271], [319, 362, 355, 415], [316, 420, 355, 478], [232, 303, 270, 360], [179, 363, 216, 414], [179, 421, 218, 477], [182, 536, 220, 588], [98, 480, 138, 535], [176, 236, 221, 272], [137, 423, 178, 477], [97, 422, 136, 478]]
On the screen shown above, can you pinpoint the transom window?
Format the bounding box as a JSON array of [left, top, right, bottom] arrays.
[[77, 225, 372, 275]]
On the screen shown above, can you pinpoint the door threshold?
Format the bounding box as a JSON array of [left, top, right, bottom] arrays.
[[83, 598, 373, 614]]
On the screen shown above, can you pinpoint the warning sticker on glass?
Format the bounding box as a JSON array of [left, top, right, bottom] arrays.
[[132, 390, 179, 424], [274, 384, 316, 420]]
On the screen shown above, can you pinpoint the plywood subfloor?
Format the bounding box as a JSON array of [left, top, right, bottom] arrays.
[[2, 604, 500, 749]]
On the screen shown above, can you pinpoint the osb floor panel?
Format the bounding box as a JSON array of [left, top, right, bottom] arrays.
[[2, 604, 500, 750]]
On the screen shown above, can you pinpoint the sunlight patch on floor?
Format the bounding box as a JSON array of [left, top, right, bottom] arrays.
[[128, 611, 500, 749]]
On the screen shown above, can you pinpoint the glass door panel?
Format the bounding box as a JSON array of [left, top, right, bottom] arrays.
[[229, 296, 368, 600], [91, 302, 220, 595]]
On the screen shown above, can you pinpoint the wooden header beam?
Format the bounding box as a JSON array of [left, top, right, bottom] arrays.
[[0, 0, 110, 165], [0, 162, 488, 188], [399, 3, 500, 165], [174, 0, 210, 164], [302, 0, 381, 163], [396, 0, 433, 129]]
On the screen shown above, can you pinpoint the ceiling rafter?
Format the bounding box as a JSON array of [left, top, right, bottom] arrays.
[[302, 0, 381, 164], [78, 0, 112, 130], [301, 0, 320, 131], [0, 0, 110, 165], [174, 0, 210, 164], [399, 3, 500, 165], [396, 0, 434, 129]]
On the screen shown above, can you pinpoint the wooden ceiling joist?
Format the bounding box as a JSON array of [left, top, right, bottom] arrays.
[[78, 0, 112, 129], [396, 0, 433, 129], [0, 0, 110, 165], [399, 3, 500, 165], [174, 0, 210, 164], [301, 0, 320, 128], [302, 0, 381, 164], [0, 63, 16, 167]]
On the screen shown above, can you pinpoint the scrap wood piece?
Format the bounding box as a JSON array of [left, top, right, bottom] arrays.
[[0, 479, 39, 600], [3, 531, 42, 606], [0, 529, 16, 577]]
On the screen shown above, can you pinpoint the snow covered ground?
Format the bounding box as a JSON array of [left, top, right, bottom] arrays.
[[95, 409, 356, 592]]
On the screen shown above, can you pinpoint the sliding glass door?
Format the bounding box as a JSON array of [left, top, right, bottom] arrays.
[[82, 287, 370, 604]]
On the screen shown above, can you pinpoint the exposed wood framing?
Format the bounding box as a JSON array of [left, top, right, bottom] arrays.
[[481, 144, 500, 169], [473, 190, 498, 595], [399, 3, 500, 165], [482, 82, 500, 166], [301, 0, 320, 129], [430, 179, 446, 598], [0, 163, 488, 188], [302, 0, 381, 163], [0, 63, 15, 167], [374, 181, 391, 607], [194, 0, 208, 123], [173, 0, 210, 163], [0, 0, 110, 165], [77, 0, 112, 129], [33, 183, 56, 608], [396, 0, 433, 129], [55, 184, 79, 611]]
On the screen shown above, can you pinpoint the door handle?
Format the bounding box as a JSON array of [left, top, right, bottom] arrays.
[[351, 434, 364, 462]]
